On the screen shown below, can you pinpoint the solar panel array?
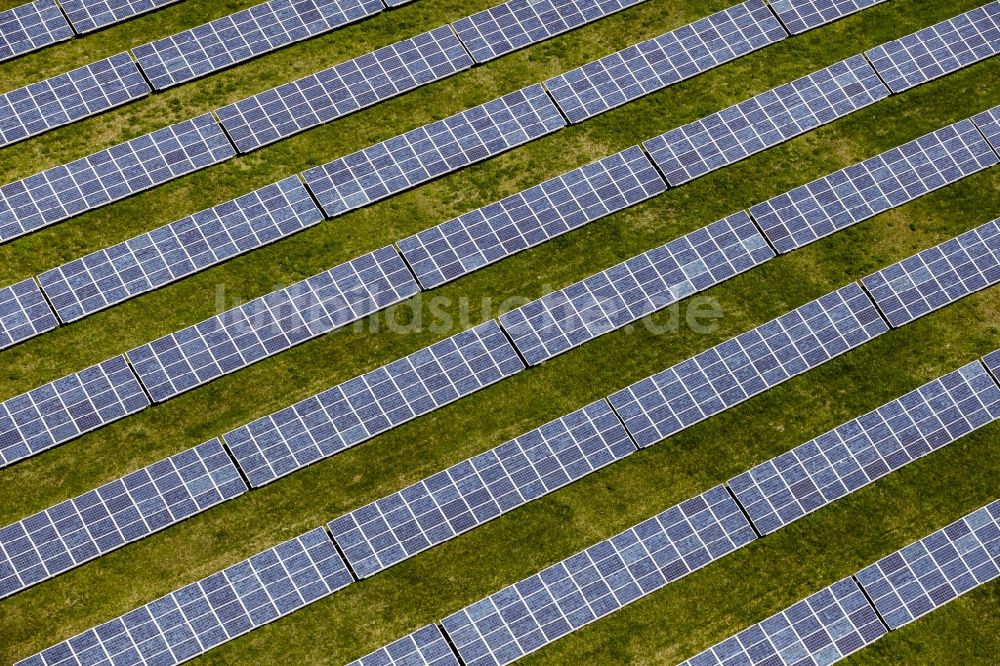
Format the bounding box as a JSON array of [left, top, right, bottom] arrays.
[[37, 176, 324, 323], [440, 485, 757, 666], [59, 0, 181, 34], [729, 361, 1000, 535], [302, 84, 566, 217], [0, 113, 237, 244], [609, 283, 889, 448], [216, 25, 474, 153], [329, 399, 635, 578], [855, 499, 1000, 630], [644, 54, 889, 186], [224, 320, 525, 487], [347, 625, 460, 666], [0, 52, 150, 149], [0, 278, 57, 351], [864, 3, 1000, 94], [397, 146, 666, 290], [543, 0, 788, 123], [0, 356, 150, 469], [678, 577, 888, 666], [131, 0, 385, 90], [862, 217, 1000, 328], [769, 0, 890, 35], [15, 528, 354, 666], [973, 104, 1000, 155], [0, 0, 73, 63], [452, 0, 647, 64], [749, 119, 999, 254], [0, 438, 246, 600], [127, 246, 418, 403]]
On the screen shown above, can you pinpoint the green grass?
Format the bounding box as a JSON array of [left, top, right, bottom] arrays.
[[1, 0, 999, 663]]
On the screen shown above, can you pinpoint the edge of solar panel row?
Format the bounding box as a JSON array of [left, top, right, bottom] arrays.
[[984, 349, 1000, 385], [769, 0, 891, 35], [0, 0, 73, 64], [0, 278, 58, 351], [0, 438, 247, 600], [972, 103, 1000, 155], [346, 624, 460, 666], [59, 0, 182, 34]]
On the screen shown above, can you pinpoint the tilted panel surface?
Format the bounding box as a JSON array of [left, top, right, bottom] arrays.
[[0, 0, 73, 63], [346, 625, 460, 666], [60, 0, 182, 34], [0, 278, 57, 351], [769, 0, 890, 35]]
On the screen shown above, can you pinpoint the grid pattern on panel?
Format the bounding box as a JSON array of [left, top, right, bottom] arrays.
[[973, 104, 1000, 153], [441, 485, 757, 666], [864, 3, 1000, 93], [679, 578, 887, 666], [347, 625, 460, 666], [769, 0, 889, 35], [729, 361, 1000, 536], [750, 119, 999, 254], [0, 0, 73, 63], [397, 146, 666, 290], [127, 246, 418, 403], [60, 0, 181, 34], [862, 218, 1000, 328], [644, 55, 888, 186], [132, 0, 385, 90], [0, 356, 150, 469], [37, 176, 323, 323], [329, 400, 635, 578], [0, 438, 246, 600], [609, 283, 889, 448], [224, 320, 525, 487], [543, 0, 787, 123], [0, 114, 237, 244], [498, 211, 775, 366], [452, 0, 647, 64], [0, 52, 150, 148], [0, 278, 57, 351], [985, 349, 1000, 383], [856, 500, 1000, 629], [301, 84, 566, 217], [16, 528, 354, 666]]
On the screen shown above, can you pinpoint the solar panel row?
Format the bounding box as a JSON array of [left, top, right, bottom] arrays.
[[972, 103, 1000, 154], [0, 278, 57, 351], [0, 0, 72, 63], [769, 0, 890, 35], [347, 624, 460, 666], [985, 349, 1000, 383], [59, 0, 181, 34]]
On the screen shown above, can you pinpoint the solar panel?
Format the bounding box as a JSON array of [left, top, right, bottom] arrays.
[[769, 0, 890, 35], [37, 176, 324, 323], [608, 283, 889, 448], [543, 0, 787, 124], [644, 55, 889, 186], [855, 499, 1000, 630], [984, 349, 1000, 384], [0, 114, 237, 244], [0, 438, 246, 600], [329, 399, 635, 578], [864, 3, 1000, 94], [16, 527, 354, 666], [347, 625, 460, 666], [216, 25, 474, 153], [127, 246, 418, 403], [440, 485, 757, 666], [498, 211, 775, 366], [0, 52, 150, 149], [302, 84, 566, 217], [452, 0, 647, 64], [0, 278, 57, 351], [59, 0, 182, 34], [729, 361, 1000, 536], [224, 319, 525, 487], [0, 0, 73, 64], [131, 0, 385, 90], [750, 119, 999, 254], [972, 103, 1000, 154], [397, 146, 666, 290], [862, 218, 1000, 328], [678, 577, 887, 666], [0, 356, 150, 469]]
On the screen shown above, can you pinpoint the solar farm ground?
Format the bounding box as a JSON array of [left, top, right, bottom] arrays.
[[1, 0, 999, 664]]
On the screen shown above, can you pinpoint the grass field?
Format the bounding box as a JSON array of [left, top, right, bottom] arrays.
[[1, 0, 999, 663]]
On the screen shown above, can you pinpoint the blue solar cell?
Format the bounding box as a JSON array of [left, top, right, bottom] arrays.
[[347, 625, 460, 666], [750, 119, 998, 254], [217, 25, 473, 153], [441, 485, 756, 666], [329, 399, 635, 577], [0, 438, 246, 600], [397, 146, 666, 290], [0, 278, 57, 351], [37, 176, 324, 323], [59, 0, 181, 34], [302, 84, 566, 217], [0, 113, 237, 244], [131, 0, 384, 90], [644, 54, 889, 186], [972, 103, 1000, 155], [769, 0, 889, 35], [609, 283, 889, 448], [225, 320, 525, 487], [543, 0, 787, 123], [729, 361, 1000, 535], [984, 348, 1000, 384], [0, 0, 73, 63]]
